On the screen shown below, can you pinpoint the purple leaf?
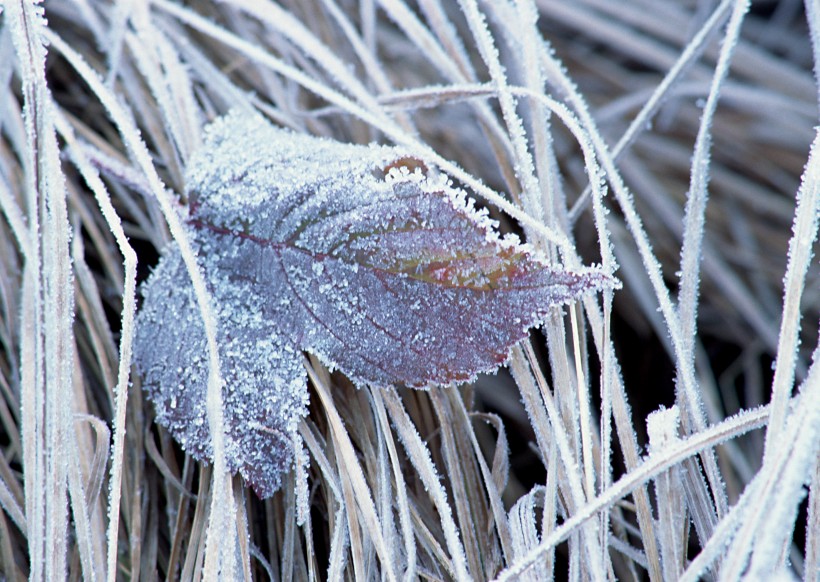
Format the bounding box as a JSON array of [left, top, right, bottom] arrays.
[[134, 112, 619, 497]]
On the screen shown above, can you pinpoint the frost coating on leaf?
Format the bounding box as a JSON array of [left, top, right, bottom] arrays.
[[134, 111, 619, 497], [134, 247, 308, 498]]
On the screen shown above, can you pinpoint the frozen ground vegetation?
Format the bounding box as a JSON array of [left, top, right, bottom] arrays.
[[0, 0, 818, 580]]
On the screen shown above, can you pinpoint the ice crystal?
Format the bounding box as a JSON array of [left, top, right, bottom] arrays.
[[133, 111, 619, 497]]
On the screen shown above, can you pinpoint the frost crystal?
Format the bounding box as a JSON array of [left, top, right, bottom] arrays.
[[133, 111, 619, 497]]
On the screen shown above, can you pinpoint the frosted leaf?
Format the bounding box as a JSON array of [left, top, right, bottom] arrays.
[[134, 248, 308, 498], [134, 111, 619, 497]]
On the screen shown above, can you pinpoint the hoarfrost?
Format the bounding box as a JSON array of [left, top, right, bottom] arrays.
[[133, 111, 620, 497]]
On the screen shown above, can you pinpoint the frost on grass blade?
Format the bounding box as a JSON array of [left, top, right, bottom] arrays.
[[133, 111, 619, 497]]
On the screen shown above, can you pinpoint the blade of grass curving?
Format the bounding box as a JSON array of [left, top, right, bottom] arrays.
[[305, 361, 399, 582], [381, 387, 472, 581], [429, 389, 483, 578], [508, 485, 548, 582], [765, 128, 820, 447], [806, 458, 820, 582], [370, 390, 418, 580], [451, 400, 515, 565], [6, 2, 75, 578], [55, 109, 140, 582], [675, 1, 750, 524], [153, 0, 577, 253], [495, 399, 775, 581], [44, 29, 236, 579]]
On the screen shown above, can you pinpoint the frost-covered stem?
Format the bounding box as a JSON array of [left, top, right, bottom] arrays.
[[521, 344, 606, 580], [457, 0, 545, 243], [570, 306, 596, 502], [495, 401, 772, 581], [565, 0, 735, 223], [44, 29, 236, 578], [154, 0, 576, 254], [370, 391, 418, 581], [54, 110, 139, 582], [806, 456, 820, 581], [647, 407, 686, 580], [7, 2, 74, 579], [380, 388, 471, 581], [765, 128, 820, 449], [307, 367, 399, 582], [675, 0, 749, 521]]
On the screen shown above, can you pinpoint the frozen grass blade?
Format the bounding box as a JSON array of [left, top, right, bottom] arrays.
[[45, 28, 236, 579], [5, 2, 74, 579], [54, 110, 138, 582], [766, 129, 820, 446]]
